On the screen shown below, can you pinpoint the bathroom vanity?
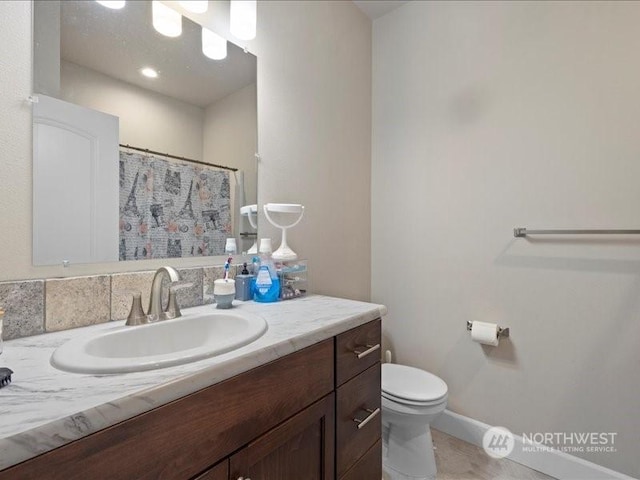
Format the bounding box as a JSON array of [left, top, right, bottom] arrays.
[[0, 296, 384, 480]]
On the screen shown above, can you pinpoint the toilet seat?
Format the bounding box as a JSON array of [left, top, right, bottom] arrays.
[[382, 390, 447, 407], [382, 363, 448, 404]]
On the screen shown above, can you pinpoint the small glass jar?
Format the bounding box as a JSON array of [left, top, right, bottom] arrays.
[[225, 238, 237, 255]]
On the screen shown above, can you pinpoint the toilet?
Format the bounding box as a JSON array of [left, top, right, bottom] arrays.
[[381, 363, 448, 480]]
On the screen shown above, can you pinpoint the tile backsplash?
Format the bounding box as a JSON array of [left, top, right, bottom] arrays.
[[46, 275, 111, 332], [0, 264, 236, 340], [0, 280, 45, 339], [110, 271, 156, 322]]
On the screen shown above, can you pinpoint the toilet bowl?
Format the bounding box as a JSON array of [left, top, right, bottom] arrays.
[[381, 363, 448, 480]]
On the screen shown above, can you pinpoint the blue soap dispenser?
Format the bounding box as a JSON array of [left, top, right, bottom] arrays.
[[253, 238, 280, 303]]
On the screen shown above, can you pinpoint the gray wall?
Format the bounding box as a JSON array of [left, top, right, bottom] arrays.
[[254, 1, 372, 301], [61, 61, 205, 160], [33, 0, 60, 96], [372, 1, 640, 476], [0, 1, 371, 302]]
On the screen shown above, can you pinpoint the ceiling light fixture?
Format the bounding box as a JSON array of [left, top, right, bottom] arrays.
[[141, 67, 159, 78], [152, 1, 182, 38], [96, 0, 126, 9], [202, 28, 227, 60], [229, 0, 257, 41], [179, 1, 208, 14]]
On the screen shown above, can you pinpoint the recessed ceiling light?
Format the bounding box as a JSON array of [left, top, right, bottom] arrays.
[[141, 67, 158, 79], [95, 0, 126, 9]]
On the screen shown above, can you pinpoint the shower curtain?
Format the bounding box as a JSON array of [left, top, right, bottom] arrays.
[[119, 150, 231, 260]]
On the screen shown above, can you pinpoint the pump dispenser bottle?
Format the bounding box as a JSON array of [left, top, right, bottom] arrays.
[[235, 262, 253, 301], [253, 239, 280, 303]]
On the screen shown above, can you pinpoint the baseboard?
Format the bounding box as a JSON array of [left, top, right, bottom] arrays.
[[431, 409, 637, 480]]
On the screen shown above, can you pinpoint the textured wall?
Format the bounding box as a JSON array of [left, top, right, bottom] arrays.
[[0, 0, 372, 304], [372, 1, 640, 476], [253, 1, 372, 301], [61, 61, 205, 161], [203, 83, 257, 249]]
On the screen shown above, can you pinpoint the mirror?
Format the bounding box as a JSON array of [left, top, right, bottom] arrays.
[[32, 0, 257, 266]]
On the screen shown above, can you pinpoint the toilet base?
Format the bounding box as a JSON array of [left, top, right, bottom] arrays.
[[382, 421, 437, 480], [383, 464, 433, 480]]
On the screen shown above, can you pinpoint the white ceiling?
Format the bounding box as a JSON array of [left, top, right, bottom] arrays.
[[61, 1, 256, 108], [353, 0, 409, 20]]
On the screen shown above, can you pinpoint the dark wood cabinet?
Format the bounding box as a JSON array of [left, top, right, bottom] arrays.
[[0, 320, 382, 480], [230, 394, 335, 480]]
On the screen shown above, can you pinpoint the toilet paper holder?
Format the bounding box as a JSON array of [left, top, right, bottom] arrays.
[[466, 321, 510, 338]]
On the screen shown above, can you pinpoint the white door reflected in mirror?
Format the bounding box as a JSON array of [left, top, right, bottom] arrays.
[[33, 94, 119, 266]]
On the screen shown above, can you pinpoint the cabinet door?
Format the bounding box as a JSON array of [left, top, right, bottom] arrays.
[[230, 394, 335, 480], [339, 440, 381, 480]]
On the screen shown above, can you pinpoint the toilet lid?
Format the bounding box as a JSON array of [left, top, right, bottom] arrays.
[[382, 390, 446, 406], [382, 363, 448, 403]]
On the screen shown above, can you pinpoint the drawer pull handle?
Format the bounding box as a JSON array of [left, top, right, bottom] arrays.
[[353, 407, 380, 429], [353, 343, 380, 359]]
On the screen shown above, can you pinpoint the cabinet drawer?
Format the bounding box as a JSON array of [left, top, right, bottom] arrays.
[[336, 362, 381, 478], [339, 440, 381, 480], [335, 319, 381, 386]]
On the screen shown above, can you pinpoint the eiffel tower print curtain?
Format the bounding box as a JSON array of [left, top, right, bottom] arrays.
[[119, 150, 231, 260]]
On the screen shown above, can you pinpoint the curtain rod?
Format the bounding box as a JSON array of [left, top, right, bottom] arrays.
[[119, 144, 238, 172]]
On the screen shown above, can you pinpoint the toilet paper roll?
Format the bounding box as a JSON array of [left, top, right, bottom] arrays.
[[471, 321, 500, 346]]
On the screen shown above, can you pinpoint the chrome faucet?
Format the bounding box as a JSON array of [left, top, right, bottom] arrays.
[[147, 266, 182, 321]]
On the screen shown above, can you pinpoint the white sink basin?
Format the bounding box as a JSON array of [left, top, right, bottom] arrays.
[[50, 311, 268, 374]]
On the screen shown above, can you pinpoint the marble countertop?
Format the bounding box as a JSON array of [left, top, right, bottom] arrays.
[[0, 295, 386, 470]]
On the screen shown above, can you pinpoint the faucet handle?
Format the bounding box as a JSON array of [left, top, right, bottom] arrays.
[[164, 286, 182, 320], [160, 283, 193, 321], [126, 292, 150, 326]]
